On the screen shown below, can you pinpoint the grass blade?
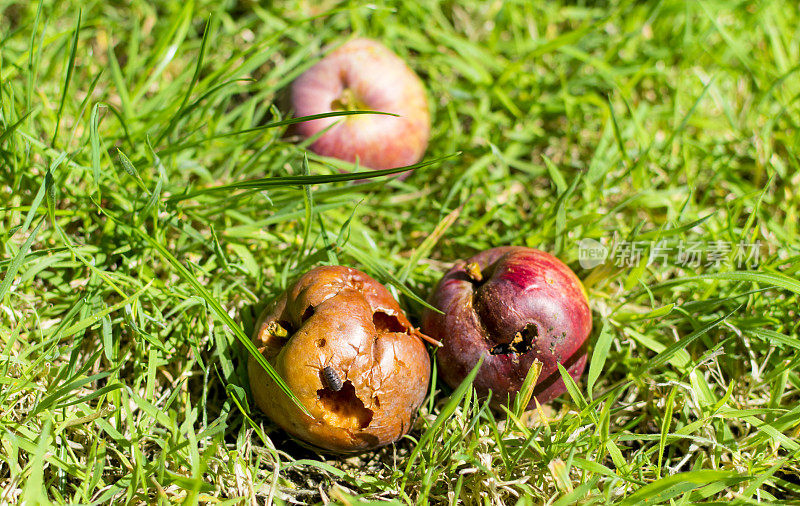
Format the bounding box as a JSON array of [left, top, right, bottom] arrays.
[[0, 218, 44, 303], [586, 320, 612, 399], [166, 153, 458, 203], [619, 470, 747, 506], [633, 307, 738, 377], [401, 356, 485, 489], [157, 110, 400, 156], [51, 9, 81, 147], [102, 211, 310, 416]]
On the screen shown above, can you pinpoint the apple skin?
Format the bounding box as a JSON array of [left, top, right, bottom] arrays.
[[248, 265, 432, 453], [290, 38, 430, 172], [422, 247, 592, 408]]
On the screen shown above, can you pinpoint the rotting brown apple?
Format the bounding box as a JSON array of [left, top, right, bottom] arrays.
[[248, 265, 435, 453], [422, 247, 592, 408], [290, 38, 430, 172]]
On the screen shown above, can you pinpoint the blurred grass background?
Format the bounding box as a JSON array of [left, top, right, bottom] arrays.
[[1, 0, 799, 503]]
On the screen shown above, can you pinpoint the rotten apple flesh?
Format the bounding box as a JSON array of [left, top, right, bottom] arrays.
[[248, 266, 433, 453], [290, 38, 430, 172], [422, 247, 592, 408]]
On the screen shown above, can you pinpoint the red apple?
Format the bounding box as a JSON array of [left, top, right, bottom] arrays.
[[291, 38, 430, 172], [422, 247, 592, 408]]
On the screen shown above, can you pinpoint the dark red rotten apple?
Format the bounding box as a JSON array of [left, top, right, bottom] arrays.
[[291, 38, 430, 172], [248, 266, 433, 453], [422, 247, 592, 408]]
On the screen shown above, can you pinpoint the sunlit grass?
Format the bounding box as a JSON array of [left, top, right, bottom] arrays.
[[1, 0, 799, 503]]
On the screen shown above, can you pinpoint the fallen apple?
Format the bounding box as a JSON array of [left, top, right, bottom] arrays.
[[422, 247, 592, 408], [248, 265, 433, 452], [291, 38, 430, 172]]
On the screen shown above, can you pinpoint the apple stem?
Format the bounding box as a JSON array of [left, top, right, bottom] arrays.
[[331, 88, 368, 111], [466, 262, 483, 282], [417, 330, 443, 347]]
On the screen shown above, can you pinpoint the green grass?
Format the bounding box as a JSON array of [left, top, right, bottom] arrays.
[[1, 0, 799, 503]]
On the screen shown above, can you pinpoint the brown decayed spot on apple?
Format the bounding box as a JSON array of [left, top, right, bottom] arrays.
[[248, 265, 432, 452]]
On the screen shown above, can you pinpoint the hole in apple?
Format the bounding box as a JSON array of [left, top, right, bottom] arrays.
[[489, 323, 538, 355], [316, 381, 374, 430], [373, 311, 407, 334]]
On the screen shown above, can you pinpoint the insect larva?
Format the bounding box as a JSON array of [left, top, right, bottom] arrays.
[[321, 365, 343, 391]]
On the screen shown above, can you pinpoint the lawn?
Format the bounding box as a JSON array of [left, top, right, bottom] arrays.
[[1, 0, 799, 504]]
